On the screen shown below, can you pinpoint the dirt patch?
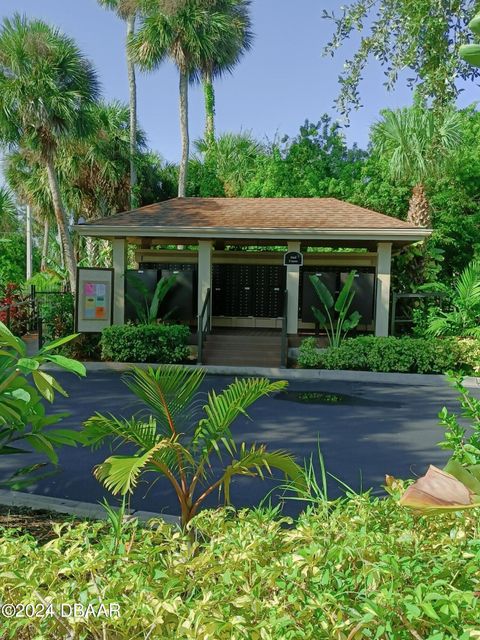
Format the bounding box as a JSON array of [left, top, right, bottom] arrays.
[[0, 505, 83, 544]]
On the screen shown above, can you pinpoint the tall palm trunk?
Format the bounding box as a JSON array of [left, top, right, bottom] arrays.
[[45, 157, 77, 294], [203, 70, 215, 148], [178, 69, 189, 198], [407, 183, 431, 228], [41, 217, 49, 271], [126, 14, 138, 209]]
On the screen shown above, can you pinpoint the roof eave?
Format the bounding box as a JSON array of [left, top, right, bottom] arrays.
[[73, 225, 431, 243]]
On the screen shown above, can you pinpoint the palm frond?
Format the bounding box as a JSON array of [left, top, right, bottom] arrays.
[[219, 443, 306, 505], [194, 378, 287, 454], [123, 366, 206, 436], [82, 413, 160, 449], [455, 261, 480, 308], [94, 440, 169, 495]]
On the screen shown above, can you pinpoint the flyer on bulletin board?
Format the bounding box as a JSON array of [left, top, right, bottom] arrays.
[[82, 282, 109, 321]]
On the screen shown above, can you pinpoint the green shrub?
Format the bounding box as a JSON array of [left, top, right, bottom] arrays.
[[1, 499, 480, 639], [298, 335, 479, 374], [63, 333, 102, 361], [100, 323, 190, 363], [456, 338, 480, 374], [38, 293, 74, 342]]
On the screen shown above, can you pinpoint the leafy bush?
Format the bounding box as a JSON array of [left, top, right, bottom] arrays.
[[0, 283, 30, 336], [62, 333, 101, 360], [298, 335, 479, 374], [1, 499, 480, 639], [100, 324, 190, 363], [426, 260, 480, 338], [0, 321, 85, 488], [398, 376, 480, 514], [437, 374, 480, 465], [38, 293, 74, 342]]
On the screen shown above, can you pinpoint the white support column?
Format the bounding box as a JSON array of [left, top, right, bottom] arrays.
[[26, 205, 32, 281], [197, 240, 213, 330], [112, 238, 127, 325], [286, 240, 301, 335], [375, 242, 392, 337]]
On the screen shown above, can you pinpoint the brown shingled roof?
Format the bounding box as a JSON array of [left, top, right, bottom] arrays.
[[86, 197, 417, 230]]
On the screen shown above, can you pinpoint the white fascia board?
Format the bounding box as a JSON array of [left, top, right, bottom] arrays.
[[73, 225, 432, 243]]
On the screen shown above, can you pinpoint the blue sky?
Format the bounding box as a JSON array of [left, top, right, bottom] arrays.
[[2, 0, 479, 165]]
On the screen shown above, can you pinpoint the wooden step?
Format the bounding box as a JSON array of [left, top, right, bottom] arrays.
[[201, 333, 284, 366]]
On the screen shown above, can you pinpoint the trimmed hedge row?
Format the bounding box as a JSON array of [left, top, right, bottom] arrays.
[[100, 324, 190, 363], [298, 336, 480, 374]]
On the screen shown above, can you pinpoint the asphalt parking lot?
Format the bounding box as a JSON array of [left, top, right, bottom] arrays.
[[1, 371, 478, 517]]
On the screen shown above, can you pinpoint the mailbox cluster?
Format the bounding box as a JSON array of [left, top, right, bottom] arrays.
[[213, 264, 286, 318], [130, 262, 376, 326]]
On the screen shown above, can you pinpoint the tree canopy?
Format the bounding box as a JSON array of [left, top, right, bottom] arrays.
[[323, 0, 480, 117]]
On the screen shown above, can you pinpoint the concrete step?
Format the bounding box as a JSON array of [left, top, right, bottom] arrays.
[[205, 335, 282, 346], [203, 355, 281, 366]]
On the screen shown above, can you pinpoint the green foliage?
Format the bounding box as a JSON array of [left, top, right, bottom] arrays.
[[298, 335, 479, 374], [83, 367, 303, 527], [323, 1, 480, 117], [460, 11, 480, 67], [0, 321, 86, 488], [126, 273, 177, 324], [100, 324, 190, 363], [0, 235, 27, 296], [372, 107, 462, 185], [38, 294, 74, 343], [309, 270, 361, 347], [426, 260, 480, 338], [2, 497, 480, 638], [192, 131, 262, 196], [0, 187, 17, 232], [437, 374, 480, 466]]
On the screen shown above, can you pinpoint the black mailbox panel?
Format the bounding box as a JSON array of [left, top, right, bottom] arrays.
[[125, 269, 159, 322], [212, 264, 286, 318], [340, 271, 375, 324], [160, 269, 195, 321], [301, 270, 337, 323]]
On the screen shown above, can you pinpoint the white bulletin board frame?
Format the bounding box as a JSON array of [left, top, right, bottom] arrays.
[[75, 268, 114, 333]]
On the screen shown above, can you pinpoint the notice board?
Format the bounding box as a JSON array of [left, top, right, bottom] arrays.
[[75, 268, 114, 333]]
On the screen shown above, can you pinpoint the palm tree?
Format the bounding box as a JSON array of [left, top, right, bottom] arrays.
[[195, 131, 261, 196], [83, 366, 305, 529], [0, 187, 17, 233], [6, 102, 146, 266], [0, 15, 99, 293], [198, 0, 253, 148], [5, 149, 57, 271], [131, 0, 249, 197], [372, 107, 462, 227], [97, 0, 140, 208]]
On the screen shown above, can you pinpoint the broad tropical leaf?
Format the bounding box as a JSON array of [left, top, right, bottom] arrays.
[[309, 275, 334, 309], [399, 464, 480, 512], [311, 306, 327, 326], [335, 271, 355, 313]]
